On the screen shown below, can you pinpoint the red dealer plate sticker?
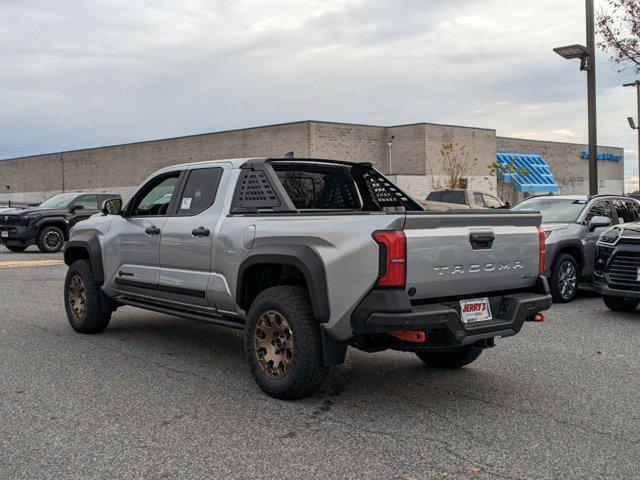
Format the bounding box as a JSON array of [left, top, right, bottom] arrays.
[[459, 298, 492, 324]]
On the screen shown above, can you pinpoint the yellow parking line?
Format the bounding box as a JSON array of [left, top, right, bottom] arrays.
[[0, 260, 65, 268]]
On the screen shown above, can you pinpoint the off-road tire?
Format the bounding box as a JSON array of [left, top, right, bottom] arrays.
[[37, 225, 65, 253], [416, 346, 483, 369], [550, 253, 579, 303], [245, 286, 329, 400], [64, 259, 111, 334], [603, 295, 640, 312], [5, 245, 27, 252]]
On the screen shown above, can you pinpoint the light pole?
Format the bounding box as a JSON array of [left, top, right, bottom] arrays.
[[553, 0, 598, 196], [60, 152, 65, 193], [387, 136, 394, 175], [623, 81, 640, 192]]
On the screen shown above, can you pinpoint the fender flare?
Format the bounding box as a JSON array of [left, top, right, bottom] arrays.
[[237, 245, 330, 323], [64, 234, 104, 285], [553, 240, 585, 267], [35, 216, 69, 237]]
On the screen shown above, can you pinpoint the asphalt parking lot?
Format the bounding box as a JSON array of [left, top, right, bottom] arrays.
[[1, 247, 639, 480]]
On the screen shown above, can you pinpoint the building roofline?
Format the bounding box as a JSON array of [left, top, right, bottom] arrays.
[[496, 135, 622, 151], [1, 120, 621, 162]]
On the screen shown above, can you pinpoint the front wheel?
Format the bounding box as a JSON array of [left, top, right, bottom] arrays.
[[603, 295, 639, 312], [416, 346, 483, 369], [550, 254, 579, 303], [245, 286, 329, 399], [64, 260, 111, 333], [37, 226, 65, 253]]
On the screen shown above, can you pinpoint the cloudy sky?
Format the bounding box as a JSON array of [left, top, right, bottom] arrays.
[[1, 0, 638, 189]]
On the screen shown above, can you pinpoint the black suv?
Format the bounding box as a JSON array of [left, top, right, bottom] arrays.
[[594, 222, 640, 312], [0, 192, 120, 253]]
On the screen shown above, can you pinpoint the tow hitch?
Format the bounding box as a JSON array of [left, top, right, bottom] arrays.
[[388, 330, 426, 343]]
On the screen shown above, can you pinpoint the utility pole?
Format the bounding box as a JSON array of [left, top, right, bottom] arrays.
[[624, 81, 640, 191], [585, 0, 598, 195]]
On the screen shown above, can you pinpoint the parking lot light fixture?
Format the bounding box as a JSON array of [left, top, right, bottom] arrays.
[[552, 0, 598, 196], [623, 81, 640, 192]]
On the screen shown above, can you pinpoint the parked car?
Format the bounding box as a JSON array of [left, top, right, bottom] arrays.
[[62, 157, 551, 399], [0, 192, 120, 253], [426, 189, 507, 209], [511, 194, 640, 303], [593, 223, 640, 312]]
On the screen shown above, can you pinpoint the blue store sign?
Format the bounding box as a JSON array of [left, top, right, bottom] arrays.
[[581, 151, 622, 161]]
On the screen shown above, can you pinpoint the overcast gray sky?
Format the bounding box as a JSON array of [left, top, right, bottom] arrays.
[[1, 0, 638, 189]]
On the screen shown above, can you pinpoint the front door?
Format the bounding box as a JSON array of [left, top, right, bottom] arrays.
[[68, 194, 100, 229], [159, 167, 223, 307], [113, 172, 182, 300], [582, 199, 614, 277]]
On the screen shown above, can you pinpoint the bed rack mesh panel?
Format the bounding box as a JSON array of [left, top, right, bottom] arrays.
[[362, 169, 416, 209], [235, 170, 281, 209]]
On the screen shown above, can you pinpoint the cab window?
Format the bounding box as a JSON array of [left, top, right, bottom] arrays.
[[584, 200, 613, 224], [613, 200, 639, 224], [483, 194, 503, 209], [130, 173, 180, 216], [72, 195, 98, 210], [473, 192, 485, 207], [176, 168, 223, 215]]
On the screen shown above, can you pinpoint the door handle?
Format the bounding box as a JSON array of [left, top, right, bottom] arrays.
[[191, 227, 211, 237], [145, 226, 161, 235]]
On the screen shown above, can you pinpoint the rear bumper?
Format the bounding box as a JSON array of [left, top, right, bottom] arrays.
[[351, 277, 552, 349]]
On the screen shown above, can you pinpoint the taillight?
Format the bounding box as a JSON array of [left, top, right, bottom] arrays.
[[538, 226, 546, 275], [373, 230, 406, 288]]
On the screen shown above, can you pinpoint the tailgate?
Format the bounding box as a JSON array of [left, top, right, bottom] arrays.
[[403, 212, 542, 300]]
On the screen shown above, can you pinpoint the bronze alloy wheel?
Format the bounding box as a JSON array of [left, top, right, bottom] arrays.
[[68, 274, 87, 321], [44, 230, 62, 250], [254, 310, 294, 379]]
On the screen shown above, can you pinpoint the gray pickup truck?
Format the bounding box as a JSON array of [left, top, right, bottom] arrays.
[[63, 158, 551, 399]]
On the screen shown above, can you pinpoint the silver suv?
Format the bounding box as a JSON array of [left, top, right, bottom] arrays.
[[512, 195, 640, 302], [63, 158, 551, 399]]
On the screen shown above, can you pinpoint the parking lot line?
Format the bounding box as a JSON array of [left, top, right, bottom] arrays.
[[0, 260, 64, 268]]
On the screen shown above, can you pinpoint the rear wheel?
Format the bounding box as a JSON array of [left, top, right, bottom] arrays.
[[416, 346, 483, 369], [5, 245, 27, 252], [550, 253, 579, 303], [245, 286, 329, 399], [603, 295, 639, 312], [37, 226, 65, 253], [64, 259, 111, 333]]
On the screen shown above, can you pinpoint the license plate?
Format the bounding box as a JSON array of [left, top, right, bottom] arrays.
[[1, 231, 7, 238], [460, 298, 492, 324]]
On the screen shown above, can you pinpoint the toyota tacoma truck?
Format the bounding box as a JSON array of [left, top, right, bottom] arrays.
[[62, 157, 551, 399], [0, 192, 120, 253]]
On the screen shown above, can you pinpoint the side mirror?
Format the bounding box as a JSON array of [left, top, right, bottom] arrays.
[[101, 198, 123, 216], [70, 204, 84, 212], [589, 215, 612, 231]]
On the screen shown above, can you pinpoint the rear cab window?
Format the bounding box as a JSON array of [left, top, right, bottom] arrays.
[[176, 168, 223, 215], [440, 191, 466, 205]]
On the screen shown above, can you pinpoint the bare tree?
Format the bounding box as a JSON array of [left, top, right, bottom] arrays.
[[488, 157, 531, 207], [597, 0, 640, 74], [426, 143, 477, 190]]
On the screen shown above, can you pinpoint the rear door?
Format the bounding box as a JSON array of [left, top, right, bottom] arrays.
[[158, 167, 224, 307], [403, 212, 542, 300]]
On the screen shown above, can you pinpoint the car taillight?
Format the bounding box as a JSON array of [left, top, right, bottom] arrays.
[[373, 230, 406, 288], [538, 226, 546, 275]]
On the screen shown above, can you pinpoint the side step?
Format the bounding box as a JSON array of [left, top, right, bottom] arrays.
[[116, 297, 245, 330]]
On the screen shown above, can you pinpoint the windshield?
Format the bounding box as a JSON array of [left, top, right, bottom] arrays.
[[38, 194, 76, 209], [512, 198, 587, 223]]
